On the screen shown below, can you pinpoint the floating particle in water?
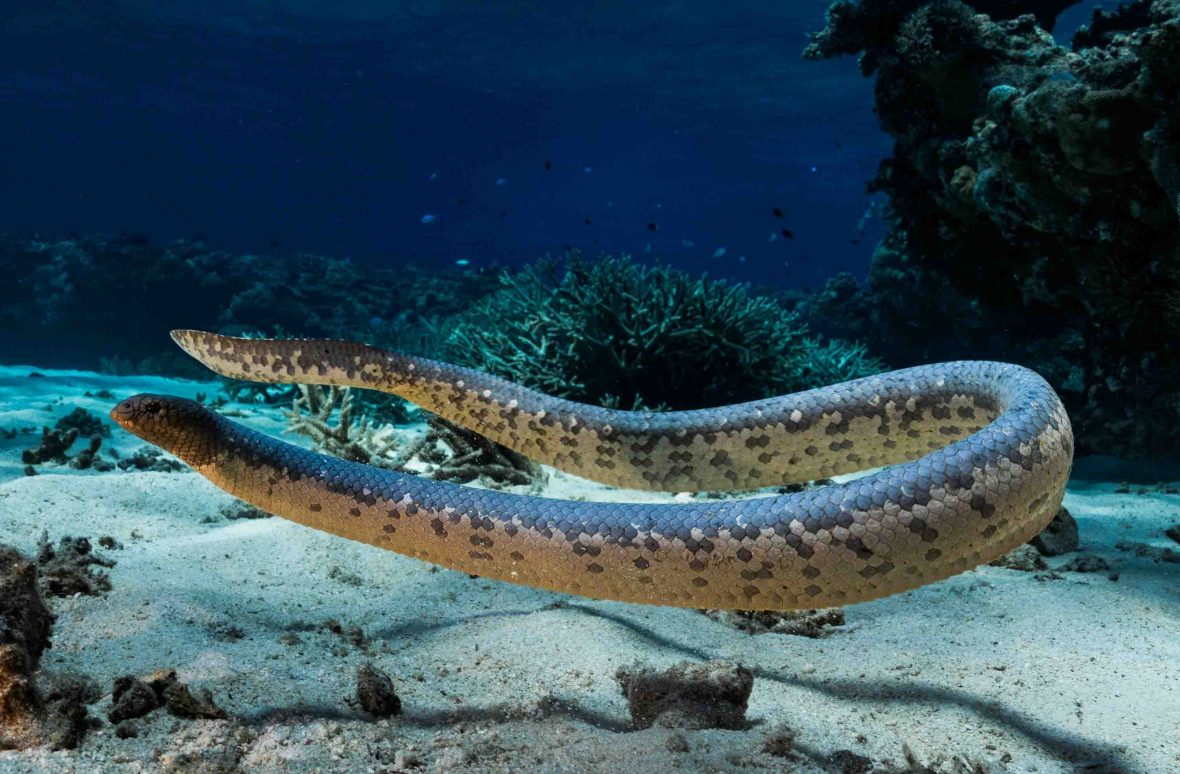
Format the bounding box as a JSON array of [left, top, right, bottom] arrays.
[[644, 243, 652, 253], [681, 239, 695, 248], [496, 178, 508, 186], [544, 160, 553, 170], [420, 214, 436, 224], [738, 255, 746, 263], [810, 166, 818, 173], [781, 228, 795, 240], [772, 207, 784, 218], [768, 233, 778, 242], [647, 222, 658, 232], [835, 142, 843, 150], [712, 247, 726, 258], [455, 259, 470, 267], [428, 172, 438, 180], [268, 238, 281, 248], [584, 167, 593, 174], [584, 216, 593, 225]]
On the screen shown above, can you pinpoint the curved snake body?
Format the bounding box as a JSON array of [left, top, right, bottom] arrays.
[[110, 330, 1073, 610]]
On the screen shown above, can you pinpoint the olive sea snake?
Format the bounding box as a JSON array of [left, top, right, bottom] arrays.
[[110, 330, 1073, 611]]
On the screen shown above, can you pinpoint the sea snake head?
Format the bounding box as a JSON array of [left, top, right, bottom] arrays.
[[110, 394, 221, 467]]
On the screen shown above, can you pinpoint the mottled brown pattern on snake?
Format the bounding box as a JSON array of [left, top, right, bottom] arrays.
[[113, 330, 1073, 611]]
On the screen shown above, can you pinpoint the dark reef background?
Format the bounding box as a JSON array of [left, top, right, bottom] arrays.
[[6, 0, 1180, 462]]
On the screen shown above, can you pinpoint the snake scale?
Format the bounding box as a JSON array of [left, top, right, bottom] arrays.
[[110, 330, 1073, 611]]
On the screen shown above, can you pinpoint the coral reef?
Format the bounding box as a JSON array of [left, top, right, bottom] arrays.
[[0, 545, 96, 750], [53, 408, 109, 439], [704, 607, 845, 637], [284, 385, 400, 468], [20, 428, 79, 466], [36, 535, 116, 598], [0, 546, 54, 750], [803, 0, 1180, 458], [355, 662, 401, 717], [1029, 506, 1079, 556], [115, 446, 186, 472], [21, 427, 113, 472], [0, 234, 496, 376], [108, 670, 225, 725], [397, 416, 541, 490], [446, 256, 881, 411], [616, 661, 753, 730]]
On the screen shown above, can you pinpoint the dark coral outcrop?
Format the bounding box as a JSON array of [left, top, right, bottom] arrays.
[[0, 545, 95, 750], [805, 0, 1180, 458]]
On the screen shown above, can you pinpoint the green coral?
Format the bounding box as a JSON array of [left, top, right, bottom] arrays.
[[445, 256, 882, 411]]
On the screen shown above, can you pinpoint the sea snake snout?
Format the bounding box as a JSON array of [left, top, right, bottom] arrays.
[[127, 331, 1072, 611]]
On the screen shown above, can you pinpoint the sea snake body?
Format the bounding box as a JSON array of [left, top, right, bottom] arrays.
[[110, 330, 1073, 611]]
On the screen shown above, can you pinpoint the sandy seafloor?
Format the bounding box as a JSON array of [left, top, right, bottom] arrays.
[[0, 364, 1177, 774]]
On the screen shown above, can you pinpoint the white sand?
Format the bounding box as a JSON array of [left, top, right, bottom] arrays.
[[0, 365, 1178, 773]]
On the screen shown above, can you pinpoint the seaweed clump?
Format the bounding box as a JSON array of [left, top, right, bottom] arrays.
[[803, 0, 1180, 458], [446, 256, 882, 411]]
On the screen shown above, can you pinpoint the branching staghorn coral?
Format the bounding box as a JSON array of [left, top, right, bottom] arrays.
[[787, 338, 884, 393], [445, 255, 882, 411], [284, 385, 400, 468], [397, 416, 542, 491]]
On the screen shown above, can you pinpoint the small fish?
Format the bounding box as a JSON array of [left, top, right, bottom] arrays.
[[544, 160, 553, 170], [647, 222, 658, 232], [681, 239, 695, 248], [772, 207, 784, 218], [584, 166, 593, 174], [496, 178, 508, 186], [781, 228, 795, 239], [768, 232, 778, 242], [644, 243, 652, 253], [420, 214, 437, 224], [455, 259, 470, 267], [712, 247, 726, 258], [584, 216, 593, 225]]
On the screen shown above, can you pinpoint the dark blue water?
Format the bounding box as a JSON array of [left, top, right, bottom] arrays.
[[0, 1, 1121, 287]]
